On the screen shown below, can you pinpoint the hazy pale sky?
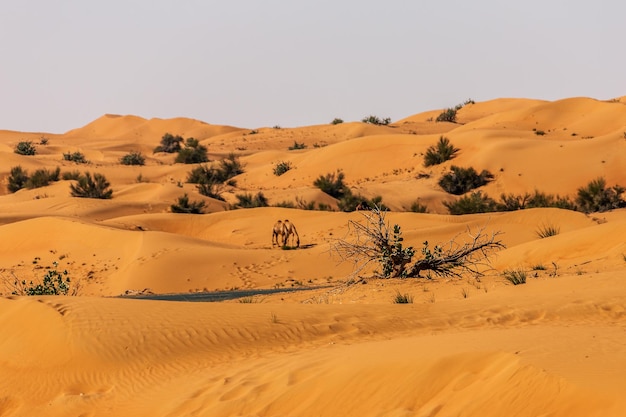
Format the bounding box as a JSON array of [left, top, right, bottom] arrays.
[[1, 0, 624, 133]]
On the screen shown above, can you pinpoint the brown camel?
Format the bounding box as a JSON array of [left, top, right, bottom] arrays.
[[282, 219, 300, 248], [272, 220, 285, 247]]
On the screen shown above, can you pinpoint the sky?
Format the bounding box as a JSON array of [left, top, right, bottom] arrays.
[[1, 0, 624, 133]]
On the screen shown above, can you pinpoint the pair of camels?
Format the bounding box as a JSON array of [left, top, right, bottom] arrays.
[[272, 219, 300, 248]]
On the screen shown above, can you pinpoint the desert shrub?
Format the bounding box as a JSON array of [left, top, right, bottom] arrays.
[[331, 118, 344, 125], [423, 136, 460, 167], [171, 193, 205, 214], [393, 291, 414, 304], [154, 133, 184, 153], [497, 191, 576, 211], [435, 108, 457, 123], [536, 223, 560, 238], [234, 192, 269, 208], [288, 141, 307, 150], [331, 206, 504, 279], [314, 170, 348, 199], [62, 170, 81, 180], [444, 191, 498, 215], [7, 166, 29, 193], [503, 269, 527, 285], [11, 262, 72, 296], [63, 151, 88, 164], [438, 166, 494, 195], [273, 201, 296, 208], [14, 141, 36, 156], [120, 151, 145, 166], [217, 153, 244, 181], [175, 138, 209, 164], [361, 115, 391, 126], [39, 136, 49, 145], [575, 177, 625, 213], [535, 130, 546, 136], [337, 193, 368, 212], [273, 161, 292, 176], [26, 167, 61, 189], [69, 172, 113, 199], [410, 201, 428, 213]]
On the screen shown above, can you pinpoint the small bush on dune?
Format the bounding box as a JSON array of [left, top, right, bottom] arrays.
[[361, 115, 391, 126], [62, 170, 81, 181], [154, 133, 184, 153], [69, 172, 113, 199], [273, 161, 292, 176], [120, 151, 146, 166], [444, 191, 497, 215], [63, 151, 88, 164], [331, 118, 344, 125], [26, 167, 61, 189], [536, 223, 560, 238], [435, 108, 457, 123], [14, 141, 37, 156], [288, 141, 307, 150], [7, 166, 29, 193], [393, 292, 414, 304], [9, 262, 74, 296], [186, 154, 244, 200], [503, 269, 527, 285], [314, 170, 348, 199], [410, 201, 428, 213], [438, 166, 494, 195], [575, 177, 625, 213], [175, 138, 209, 164], [171, 193, 205, 214], [423, 136, 460, 167], [234, 192, 269, 208]]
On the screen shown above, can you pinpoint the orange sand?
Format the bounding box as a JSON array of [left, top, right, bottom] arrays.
[[1, 96, 625, 416]]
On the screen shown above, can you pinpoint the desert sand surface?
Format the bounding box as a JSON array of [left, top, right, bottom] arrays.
[[1, 96, 625, 416]]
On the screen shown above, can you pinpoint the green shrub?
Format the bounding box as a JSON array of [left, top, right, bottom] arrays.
[[14, 141, 37, 155], [70, 172, 113, 199], [154, 133, 183, 153], [12, 262, 72, 295], [234, 192, 269, 208], [503, 269, 527, 285], [361, 115, 391, 126], [444, 191, 498, 215], [171, 193, 205, 214], [62, 170, 81, 181], [423, 136, 460, 167], [331, 118, 344, 125], [217, 153, 244, 181], [313, 170, 348, 199], [393, 291, 414, 304], [26, 167, 61, 189], [536, 223, 560, 238], [7, 166, 29, 193], [288, 141, 307, 150], [438, 166, 494, 195], [63, 151, 88, 164], [575, 177, 625, 213], [410, 201, 428, 213], [120, 151, 146, 166], [273, 161, 292, 176], [435, 108, 457, 123], [175, 138, 209, 164]]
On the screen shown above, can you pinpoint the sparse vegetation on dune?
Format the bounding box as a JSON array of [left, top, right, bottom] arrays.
[[69, 172, 113, 199]]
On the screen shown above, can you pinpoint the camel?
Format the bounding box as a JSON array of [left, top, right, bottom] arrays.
[[282, 219, 300, 248], [272, 219, 300, 248], [272, 220, 285, 247]]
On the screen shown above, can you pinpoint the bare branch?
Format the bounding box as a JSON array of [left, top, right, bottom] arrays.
[[329, 206, 505, 280]]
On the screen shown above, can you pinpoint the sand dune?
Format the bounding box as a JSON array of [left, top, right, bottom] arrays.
[[1, 96, 626, 416]]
